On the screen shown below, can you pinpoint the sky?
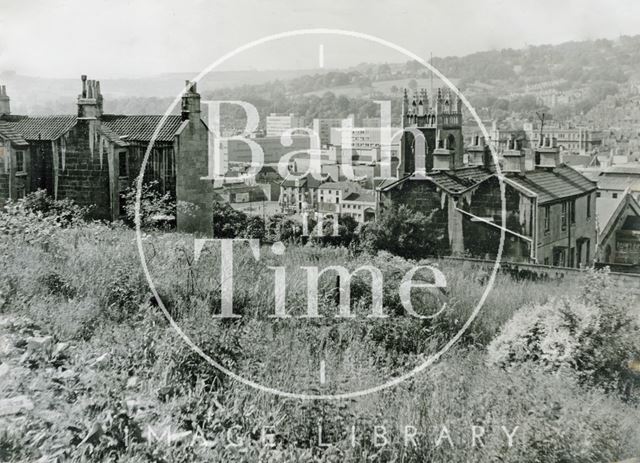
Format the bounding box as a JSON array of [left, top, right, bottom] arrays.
[[1, 0, 640, 78]]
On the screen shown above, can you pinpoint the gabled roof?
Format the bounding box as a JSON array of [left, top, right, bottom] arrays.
[[0, 121, 28, 146], [597, 191, 640, 242], [4, 115, 76, 141], [318, 181, 353, 191], [98, 124, 129, 147], [101, 115, 183, 142], [378, 164, 596, 205], [344, 191, 376, 203], [508, 165, 597, 204], [280, 173, 326, 188], [597, 175, 640, 192], [377, 166, 494, 194]]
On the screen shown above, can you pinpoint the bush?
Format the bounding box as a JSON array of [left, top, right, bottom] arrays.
[[359, 205, 441, 259], [488, 268, 640, 393], [122, 180, 175, 230]]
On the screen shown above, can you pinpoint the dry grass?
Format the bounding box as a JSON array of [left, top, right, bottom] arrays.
[[0, 223, 638, 462]]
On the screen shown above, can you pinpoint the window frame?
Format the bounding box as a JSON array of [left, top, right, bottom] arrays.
[[544, 205, 550, 232], [15, 150, 25, 174]]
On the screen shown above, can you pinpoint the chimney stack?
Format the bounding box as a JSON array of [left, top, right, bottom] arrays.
[[534, 136, 560, 168], [433, 134, 455, 171], [181, 80, 201, 122], [0, 85, 10, 115], [77, 75, 103, 119], [467, 135, 494, 169]]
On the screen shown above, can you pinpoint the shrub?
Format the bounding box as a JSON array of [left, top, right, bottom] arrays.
[[359, 205, 441, 259], [488, 268, 640, 392], [122, 180, 175, 230]]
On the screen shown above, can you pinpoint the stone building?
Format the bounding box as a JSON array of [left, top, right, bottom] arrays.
[[377, 88, 598, 267], [0, 76, 214, 234]]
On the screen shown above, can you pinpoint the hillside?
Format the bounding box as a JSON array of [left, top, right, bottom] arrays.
[[5, 35, 640, 131]]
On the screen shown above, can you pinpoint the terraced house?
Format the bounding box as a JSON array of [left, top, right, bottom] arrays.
[[0, 76, 213, 234], [377, 89, 598, 267]]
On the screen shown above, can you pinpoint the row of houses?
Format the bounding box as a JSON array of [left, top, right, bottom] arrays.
[[0, 79, 638, 271], [278, 89, 639, 271]]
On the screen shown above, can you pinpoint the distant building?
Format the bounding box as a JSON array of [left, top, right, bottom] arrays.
[[266, 113, 305, 138], [312, 117, 349, 147], [341, 190, 376, 223], [279, 173, 328, 214], [222, 135, 311, 165], [523, 122, 603, 154], [594, 163, 640, 201], [316, 181, 355, 214]]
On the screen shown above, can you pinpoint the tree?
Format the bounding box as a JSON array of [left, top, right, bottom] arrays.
[[212, 201, 248, 238], [360, 205, 439, 259]]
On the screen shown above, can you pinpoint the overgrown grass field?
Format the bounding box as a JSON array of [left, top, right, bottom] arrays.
[[0, 197, 639, 462]]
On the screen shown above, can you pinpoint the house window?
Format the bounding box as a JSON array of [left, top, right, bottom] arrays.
[[118, 151, 128, 177], [15, 151, 25, 173], [544, 205, 550, 232], [596, 191, 601, 198], [586, 195, 591, 219], [561, 202, 567, 230], [570, 199, 576, 224], [612, 192, 618, 199]]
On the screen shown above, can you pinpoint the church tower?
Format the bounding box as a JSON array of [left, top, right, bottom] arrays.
[[400, 87, 464, 175]]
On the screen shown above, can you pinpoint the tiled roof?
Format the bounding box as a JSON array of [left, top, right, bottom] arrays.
[[428, 166, 494, 193], [344, 191, 376, 203], [98, 124, 129, 147], [102, 115, 183, 142], [378, 166, 494, 194], [6, 116, 76, 141], [603, 163, 640, 175], [0, 121, 28, 146], [281, 173, 326, 188], [379, 164, 596, 204], [318, 181, 353, 191], [507, 165, 597, 204], [597, 175, 640, 191]]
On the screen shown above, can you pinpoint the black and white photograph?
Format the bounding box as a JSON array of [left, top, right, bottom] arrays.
[[0, 1, 639, 461]]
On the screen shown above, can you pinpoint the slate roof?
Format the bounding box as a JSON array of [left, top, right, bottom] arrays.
[[603, 163, 640, 175], [0, 121, 28, 146], [98, 124, 129, 147], [508, 165, 597, 204], [280, 173, 326, 188], [318, 181, 354, 191], [5, 116, 76, 141], [378, 164, 596, 205], [101, 115, 183, 142], [597, 175, 640, 192], [344, 191, 376, 203], [378, 166, 494, 194]]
